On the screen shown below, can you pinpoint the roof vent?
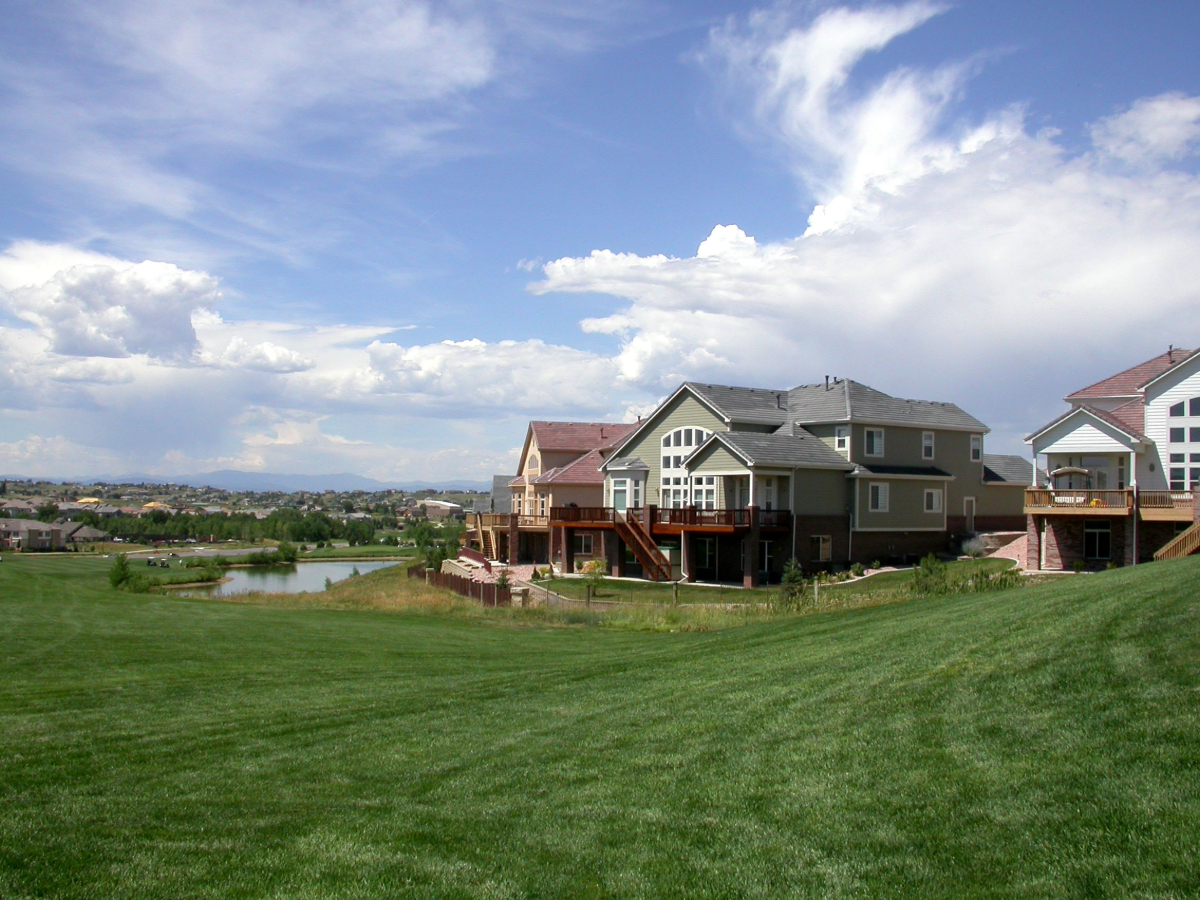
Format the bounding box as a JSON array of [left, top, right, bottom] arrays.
[[824, 375, 829, 391]]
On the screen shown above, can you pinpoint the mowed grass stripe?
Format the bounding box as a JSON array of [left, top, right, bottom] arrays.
[[1, 554, 1198, 898]]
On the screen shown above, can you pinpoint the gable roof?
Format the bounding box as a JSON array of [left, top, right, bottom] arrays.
[[697, 431, 855, 471], [982, 454, 1034, 485], [528, 421, 634, 453], [1025, 403, 1149, 444], [1065, 348, 1196, 401], [788, 379, 988, 432], [684, 382, 789, 425], [530, 448, 607, 486], [1107, 397, 1146, 434]]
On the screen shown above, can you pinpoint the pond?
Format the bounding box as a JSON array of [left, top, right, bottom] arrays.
[[185, 560, 400, 597]]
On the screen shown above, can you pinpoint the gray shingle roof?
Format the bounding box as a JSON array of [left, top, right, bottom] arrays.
[[982, 454, 1034, 485], [607, 456, 649, 470], [788, 379, 988, 431], [710, 431, 855, 470], [850, 464, 954, 478], [685, 382, 789, 425]]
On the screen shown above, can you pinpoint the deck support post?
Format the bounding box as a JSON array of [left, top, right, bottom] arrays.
[[744, 506, 760, 589], [507, 513, 519, 565], [681, 529, 693, 583], [563, 527, 575, 575]]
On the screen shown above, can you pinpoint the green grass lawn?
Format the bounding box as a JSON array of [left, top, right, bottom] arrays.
[[2, 554, 1198, 898], [299, 544, 417, 559], [542, 557, 1016, 606]]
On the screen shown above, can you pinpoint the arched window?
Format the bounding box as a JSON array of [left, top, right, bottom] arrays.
[[660, 427, 712, 471], [527, 454, 539, 473]]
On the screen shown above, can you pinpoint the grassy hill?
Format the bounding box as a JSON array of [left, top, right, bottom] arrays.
[[1, 555, 1198, 898]]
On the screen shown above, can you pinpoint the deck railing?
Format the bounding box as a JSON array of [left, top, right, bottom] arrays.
[[550, 507, 616, 524], [1137, 490, 1194, 509], [551, 507, 792, 528], [476, 513, 509, 528], [1024, 489, 1133, 510]]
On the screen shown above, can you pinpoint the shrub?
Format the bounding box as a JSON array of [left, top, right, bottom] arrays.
[[495, 569, 510, 590], [911, 554, 951, 596], [1106, 561, 1119, 570], [870, 560, 881, 570], [108, 553, 131, 588], [1073, 560, 1085, 574], [850, 562, 865, 578], [961, 536, 988, 558], [771, 558, 808, 612]]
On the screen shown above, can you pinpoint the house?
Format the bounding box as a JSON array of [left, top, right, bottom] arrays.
[[421, 499, 464, 519], [65, 523, 112, 545], [1, 499, 35, 518], [0, 519, 67, 551], [1024, 347, 1200, 569], [539, 378, 1026, 584], [470, 421, 636, 566]]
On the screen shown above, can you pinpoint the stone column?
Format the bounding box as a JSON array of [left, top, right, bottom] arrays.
[[507, 513, 519, 565], [1124, 515, 1136, 567], [744, 506, 760, 588]]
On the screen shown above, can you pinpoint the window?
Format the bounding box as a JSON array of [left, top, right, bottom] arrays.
[[970, 435, 982, 462], [1192, 453, 1200, 463], [1117, 457, 1126, 489], [924, 489, 942, 513], [573, 533, 593, 555], [1171, 453, 1186, 463], [612, 479, 628, 512], [1170, 402, 1185, 417], [922, 432, 935, 460], [528, 454, 539, 473], [1170, 468, 1186, 490], [1171, 428, 1185, 443], [760, 540, 773, 573], [537, 493, 546, 517], [835, 426, 849, 454], [812, 534, 832, 562], [1084, 521, 1111, 560], [632, 480, 642, 508], [691, 476, 716, 509], [868, 482, 889, 512], [1193, 398, 1200, 416], [661, 428, 711, 465], [762, 477, 776, 510], [1192, 428, 1200, 443], [1192, 468, 1200, 489], [865, 429, 885, 457]]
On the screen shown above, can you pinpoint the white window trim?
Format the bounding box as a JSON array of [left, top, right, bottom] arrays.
[[922, 431, 935, 461], [924, 488, 942, 513], [834, 426, 850, 456], [865, 428, 885, 458], [970, 435, 982, 462], [868, 482, 889, 512]]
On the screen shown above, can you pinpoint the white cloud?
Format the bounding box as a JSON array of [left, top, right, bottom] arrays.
[[217, 337, 314, 374], [1091, 92, 1200, 165], [701, 1, 1016, 233]]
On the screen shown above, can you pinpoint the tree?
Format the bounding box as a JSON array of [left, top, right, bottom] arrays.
[[37, 503, 59, 523], [773, 557, 808, 612], [275, 541, 298, 563], [108, 554, 131, 588]]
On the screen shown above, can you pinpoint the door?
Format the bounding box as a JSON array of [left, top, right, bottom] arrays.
[[964, 497, 976, 532], [612, 479, 628, 512]]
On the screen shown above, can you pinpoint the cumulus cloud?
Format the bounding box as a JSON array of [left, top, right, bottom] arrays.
[[529, 3, 1200, 453], [1091, 92, 1200, 165], [218, 337, 315, 374]]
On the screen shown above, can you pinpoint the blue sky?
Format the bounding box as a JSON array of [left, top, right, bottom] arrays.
[[2, 0, 1200, 481]]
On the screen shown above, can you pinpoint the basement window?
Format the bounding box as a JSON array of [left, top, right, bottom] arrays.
[[1084, 521, 1111, 560]]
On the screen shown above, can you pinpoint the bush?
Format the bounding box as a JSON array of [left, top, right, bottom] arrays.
[[961, 536, 988, 558], [911, 554, 951, 596], [1073, 560, 1086, 574], [108, 553, 131, 588], [495, 569, 510, 590], [850, 562, 865, 578], [771, 558, 808, 612], [870, 560, 881, 570]]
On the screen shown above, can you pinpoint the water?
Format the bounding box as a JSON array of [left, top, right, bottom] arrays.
[[184, 560, 399, 596]]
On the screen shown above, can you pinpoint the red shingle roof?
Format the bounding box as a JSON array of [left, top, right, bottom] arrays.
[[1066, 349, 1196, 401], [529, 421, 635, 452], [531, 449, 606, 486], [1107, 397, 1146, 435]]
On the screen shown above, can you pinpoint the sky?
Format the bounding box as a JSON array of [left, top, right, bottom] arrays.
[[2, 0, 1200, 483]]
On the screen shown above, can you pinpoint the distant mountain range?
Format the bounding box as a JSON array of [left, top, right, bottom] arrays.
[[0, 470, 493, 493]]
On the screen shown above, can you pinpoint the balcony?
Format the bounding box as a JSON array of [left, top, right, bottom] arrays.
[[1024, 489, 1133, 515], [549, 506, 792, 530], [1137, 490, 1195, 522]]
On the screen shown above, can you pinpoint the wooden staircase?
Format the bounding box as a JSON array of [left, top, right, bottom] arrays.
[[1154, 522, 1200, 561], [480, 526, 495, 561], [614, 512, 671, 582]]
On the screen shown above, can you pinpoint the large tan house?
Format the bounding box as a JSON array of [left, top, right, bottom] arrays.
[[469, 421, 634, 565], [485, 378, 1027, 584], [1024, 348, 1200, 569]]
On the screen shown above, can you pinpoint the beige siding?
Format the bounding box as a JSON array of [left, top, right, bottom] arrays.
[[973, 484, 1025, 517], [550, 484, 604, 509], [687, 443, 747, 475], [611, 392, 726, 503]]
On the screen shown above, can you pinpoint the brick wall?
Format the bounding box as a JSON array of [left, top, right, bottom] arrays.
[[849, 530, 949, 565]]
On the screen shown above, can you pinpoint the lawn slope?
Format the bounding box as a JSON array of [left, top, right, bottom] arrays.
[[1, 555, 1198, 899]]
